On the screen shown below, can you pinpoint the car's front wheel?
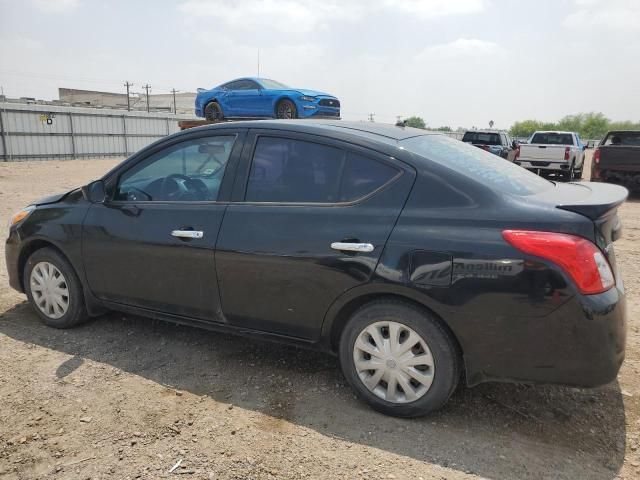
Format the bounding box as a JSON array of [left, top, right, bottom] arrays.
[[204, 102, 223, 121], [339, 299, 460, 417], [276, 99, 297, 119], [24, 248, 88, 328]]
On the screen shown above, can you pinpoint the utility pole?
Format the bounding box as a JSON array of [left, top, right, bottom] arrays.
[[171, 88, 179, 114], [124, 81, 133, 111], [142, 84, 151, 113], [368, 113, 375, 122]]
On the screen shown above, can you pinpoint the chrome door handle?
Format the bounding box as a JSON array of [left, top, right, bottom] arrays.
[[331, 242, 374, 253], [171, 230, 203, 239]]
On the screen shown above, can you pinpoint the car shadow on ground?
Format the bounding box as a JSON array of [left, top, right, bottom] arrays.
[[0, 302, 626, 480]]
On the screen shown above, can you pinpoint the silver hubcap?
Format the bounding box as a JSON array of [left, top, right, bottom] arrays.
[[30, 262, 69, 319], [353, 321, 435, 403]]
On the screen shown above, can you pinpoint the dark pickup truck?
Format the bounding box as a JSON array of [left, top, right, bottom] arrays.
[[592, 131, 640, 192]]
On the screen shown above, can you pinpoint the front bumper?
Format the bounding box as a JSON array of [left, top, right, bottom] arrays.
[[5, 228, 23, 292], [463, 285, 626, 387]]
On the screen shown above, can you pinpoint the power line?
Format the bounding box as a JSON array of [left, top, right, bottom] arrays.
[[171, 88, 179, 114], [142, 84, 151, 113], [124, 81, 133, 111]]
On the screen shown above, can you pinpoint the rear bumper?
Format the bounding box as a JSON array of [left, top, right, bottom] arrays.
[[516, 160, 570, 172], [463, 285, 626, 387]]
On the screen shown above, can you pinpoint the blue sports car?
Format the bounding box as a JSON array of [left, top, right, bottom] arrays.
[[195, 77, 340, 121]]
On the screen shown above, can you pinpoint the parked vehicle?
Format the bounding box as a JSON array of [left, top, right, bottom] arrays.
[[461, 130, 518, 161], [195, 78, 340, 121], [516, 131, 586, 180], [592, 131, 640, 192], [7, 121, 627, 417]]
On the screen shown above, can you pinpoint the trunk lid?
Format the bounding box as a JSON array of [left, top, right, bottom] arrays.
[[519, 144, 568, 162], [533, 181, 627, 274], [598, 146, 640, 172]]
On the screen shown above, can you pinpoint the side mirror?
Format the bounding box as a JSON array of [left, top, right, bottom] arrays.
[[511, 140, 517, 149], [81, 180, 106, 203]]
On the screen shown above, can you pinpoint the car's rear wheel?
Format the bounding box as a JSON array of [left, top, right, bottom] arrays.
[[339, 299, 460, 417], [24, 248, 88, 329], [204, 102, 223, 121], [276, 99, 297, 119], [563, 162, 575, 182]]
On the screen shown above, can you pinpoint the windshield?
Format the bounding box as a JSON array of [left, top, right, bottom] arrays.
[[259, 79, 290, 89], [462, 132, 501, 145], [401, 135, 554, 196], [530, 133, 573, 145]]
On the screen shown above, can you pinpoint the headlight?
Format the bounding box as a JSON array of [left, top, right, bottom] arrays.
[[8, 205, 35, 229], [299, 96, 316, 102]]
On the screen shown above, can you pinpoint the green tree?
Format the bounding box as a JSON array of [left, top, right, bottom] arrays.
[[509, 120, 548, 138], [434, 126, 452, 132], [580, 112, 610, 138], [404, 116, 426, 129]]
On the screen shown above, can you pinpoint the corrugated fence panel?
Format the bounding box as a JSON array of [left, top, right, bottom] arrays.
[[1, 104, 194, 161]]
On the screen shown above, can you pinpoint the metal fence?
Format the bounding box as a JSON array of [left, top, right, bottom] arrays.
[[0, 103, 195, 161]]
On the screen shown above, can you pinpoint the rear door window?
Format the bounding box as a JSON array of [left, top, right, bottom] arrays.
[[245, 137, 399, 203]]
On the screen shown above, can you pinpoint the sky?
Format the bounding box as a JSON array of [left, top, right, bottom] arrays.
[[1, 0, 639, 129]]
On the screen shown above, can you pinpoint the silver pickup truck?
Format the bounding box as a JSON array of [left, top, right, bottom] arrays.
[[516, 131, 586, 181]]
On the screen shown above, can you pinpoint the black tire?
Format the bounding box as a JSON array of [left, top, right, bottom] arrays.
[[563, 162, 575, 182], [204, 101, 223, 121], [23, 247, 88, 329], [575, 165, 583, 180], [339, 299, 461, 417], [276, 99, 297, 119]]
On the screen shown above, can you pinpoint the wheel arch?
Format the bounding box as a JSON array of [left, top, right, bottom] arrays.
[[321, 285, 464, 365], [274, 96, 296, 115], [17, 238, 73, 291]]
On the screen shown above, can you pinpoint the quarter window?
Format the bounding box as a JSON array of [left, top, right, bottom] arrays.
[[114, 136, 235, 202], [245, 137, 398, 203]]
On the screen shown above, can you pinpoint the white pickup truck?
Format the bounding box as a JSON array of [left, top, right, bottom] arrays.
[[516, 131, 586, 181]]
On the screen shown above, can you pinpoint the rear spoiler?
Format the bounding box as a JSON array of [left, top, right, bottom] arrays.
[[556, 182, 628, 219]]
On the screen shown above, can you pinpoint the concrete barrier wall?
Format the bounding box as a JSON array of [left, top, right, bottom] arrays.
[[0, 103, 195, 161]]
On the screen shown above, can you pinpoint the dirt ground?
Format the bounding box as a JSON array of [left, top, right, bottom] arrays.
[[0, 153, 639, 480]]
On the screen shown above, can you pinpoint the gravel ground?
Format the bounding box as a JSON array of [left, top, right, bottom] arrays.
[[0, 154, 639, 480]]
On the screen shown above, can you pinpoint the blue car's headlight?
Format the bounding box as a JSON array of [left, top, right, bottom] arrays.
[[299, 96, 316, 102]]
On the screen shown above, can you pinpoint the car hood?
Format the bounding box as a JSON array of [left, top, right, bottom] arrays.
[[293, 89, 335, 98], [32, 189, 76, 206]]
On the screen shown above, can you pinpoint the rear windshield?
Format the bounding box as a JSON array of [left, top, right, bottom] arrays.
[[603, 132, 640, 146], [401, 135, 553, 196], [462, 132, 501, 145], [530, 133, 573, 145]]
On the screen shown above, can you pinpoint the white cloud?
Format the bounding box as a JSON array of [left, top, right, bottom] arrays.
[[32, 0, 80, 12], [564, 0, 640, 30], [383, 0, 486, 18], [179, 0, 486, 33], [417, 38, 504, 60], [179, 0, 362, 34]]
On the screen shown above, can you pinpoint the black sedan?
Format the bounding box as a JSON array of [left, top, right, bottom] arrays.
[[5, 120, 627, 417]]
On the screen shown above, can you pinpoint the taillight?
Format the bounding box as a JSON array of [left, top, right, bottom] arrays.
[[502, 230, 615, 295], [515, 146, 520, 160], [594, 148, 601, 164], [564, 147, 570, 161], [592, 148, 601, 179]]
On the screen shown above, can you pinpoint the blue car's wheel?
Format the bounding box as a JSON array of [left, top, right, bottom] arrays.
[[276, 99, 297, 119], [204, 102, 223, 121]]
